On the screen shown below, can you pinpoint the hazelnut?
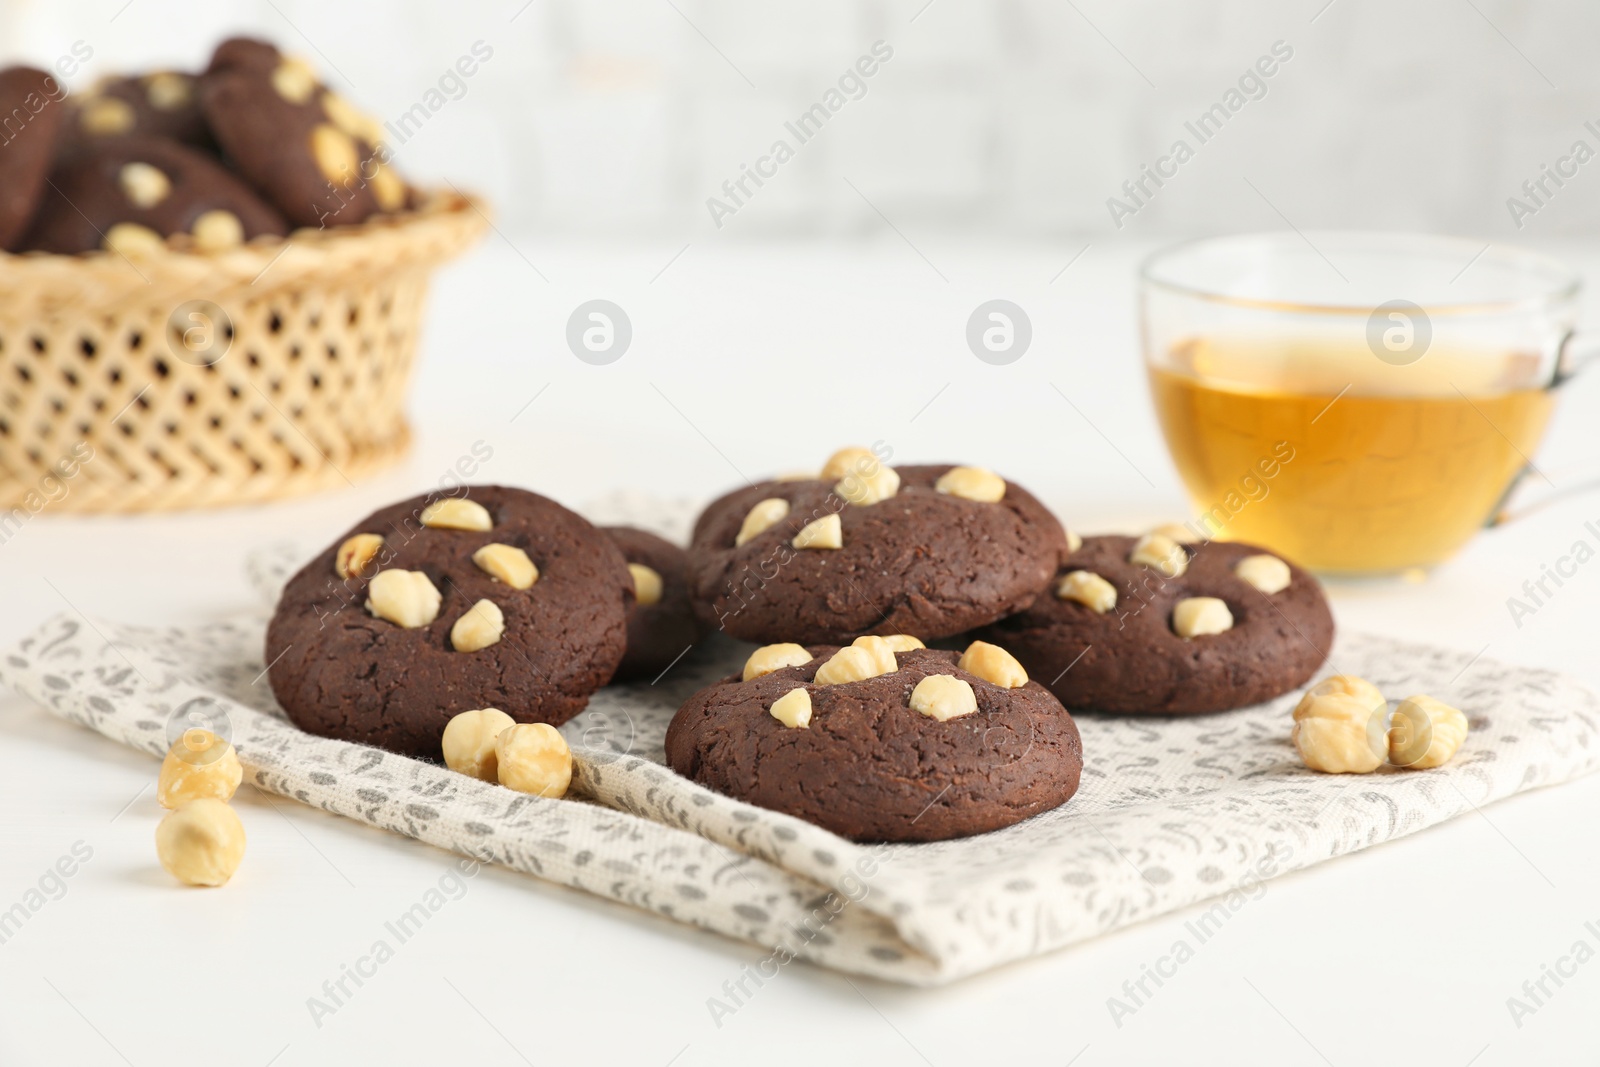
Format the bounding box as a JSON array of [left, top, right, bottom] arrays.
[[628, 563, 664, 607], [835, 463, 899, 506], [157, 729, 242, 809], [1292, 692, 1385, 774], [1303, 675, 1385, 709], [1286, 675, 1388, 716], [420, 497, 493, 531], [880, 634, 925, 652], [118, 161, 171, 209], [743, 643, 813, 681], [103, 222, 165, 256], [792, 514, 843, 550], [472, 543, 537, 590], [365, 569, 442, 628], [155, 799, 246, 887], [935, 466, 1006, 503], [1235, 554, 1291, 595], [310, 123, 360, 186], [370, 162, 406, 211], [81, 96, 135, 135], [850, 635, 900, 676], [1065, 528, 1083, 553], [1172, 597, 1233, 639], [909, 675, 978, 722], [821, 447, 878, 480], [735, 498, 789, 546], [335, 533, 385, 580], [441, 707, 516, 781], [958, 641, 1027, 688], [1390, 695, 1468, 769], [191, 210, 244, 252], [144, 72, 192, 110], [450, 599, 505, 652], [271, 58, 318, 104], [769, 688, 812, 729], [1056, 570, 1116, 613], [321, 91, 386, 146], [814, 645, 890, 685], [775, 470, 818, 482], [1149, 522, 1202, 544], [495, 723, 572, 798], [1130, 533, 1188, 578]]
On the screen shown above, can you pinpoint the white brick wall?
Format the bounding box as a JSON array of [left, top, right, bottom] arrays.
[[6, 0, 1599, 240]]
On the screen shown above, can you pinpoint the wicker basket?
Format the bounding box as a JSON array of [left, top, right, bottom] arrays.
[[0, 191, 486, 513]]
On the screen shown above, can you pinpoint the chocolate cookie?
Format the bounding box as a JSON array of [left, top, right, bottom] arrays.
[[665, 637, 1083, 842], [979, 533, 1333, 714], [603, 526, 704, 682], [61, 72, 215, 156], [201, 37, 405, 228], [687, 449, 1069, 645], [266, 486, 634, 759], [0, 67, 68, 251], [22, 136, 286, 254]]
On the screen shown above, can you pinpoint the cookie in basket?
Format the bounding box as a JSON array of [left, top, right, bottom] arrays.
[[22, 136, 287, 254], [61, 71, 215, 156], [978, 532, 1333, 714], [686, 448, 1069, 644], [201, 37, 406, 228], [665, 637, 1083, 842], [0, 66, 69, 251], [266, 486, 635, 760], [602, 526, 704, 682]]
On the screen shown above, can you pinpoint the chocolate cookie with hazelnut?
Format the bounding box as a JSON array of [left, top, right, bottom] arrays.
[[602, 526, 704, 682], [977, 531, 1333, 714], [0, 66, 68, 251], [60, 71, 217, 157], [665, 636, 1083, 842], [266, 487, 634, 760], [686, 447, 1071, 645], [201, 37, 407, 228], [23, 136, 286, 254]]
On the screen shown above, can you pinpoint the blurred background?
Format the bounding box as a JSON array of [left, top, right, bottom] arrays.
[[6, 0, 1599, 240], [4, 0, 1600, 677]]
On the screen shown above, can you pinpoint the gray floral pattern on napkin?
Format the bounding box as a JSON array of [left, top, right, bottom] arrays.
[[3, 500, 1597, 986]]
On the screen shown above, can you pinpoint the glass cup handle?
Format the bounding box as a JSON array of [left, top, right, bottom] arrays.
[[1554, 326, 1600, 386], [1489, 328, 1600, 526]]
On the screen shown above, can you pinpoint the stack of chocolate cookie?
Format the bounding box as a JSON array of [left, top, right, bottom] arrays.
[[266, 449, 1333, 844], [0, 37, 412, 256]]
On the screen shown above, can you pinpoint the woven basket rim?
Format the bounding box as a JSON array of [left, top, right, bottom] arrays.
[[0, 188, 489, 305], [0, 189, 487, 513]]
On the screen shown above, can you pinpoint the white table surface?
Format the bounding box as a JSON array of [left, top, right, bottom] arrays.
[[4, 237, 1600, 1066]]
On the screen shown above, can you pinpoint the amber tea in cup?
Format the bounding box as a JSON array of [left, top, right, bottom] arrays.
[[1141, 233, 1580, 574]]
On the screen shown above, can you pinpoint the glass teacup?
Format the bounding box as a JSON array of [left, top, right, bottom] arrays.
[[1140, 232, 1587, 575]]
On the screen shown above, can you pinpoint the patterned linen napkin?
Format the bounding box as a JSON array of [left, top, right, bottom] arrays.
[[3, 497, 1596, 986]]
